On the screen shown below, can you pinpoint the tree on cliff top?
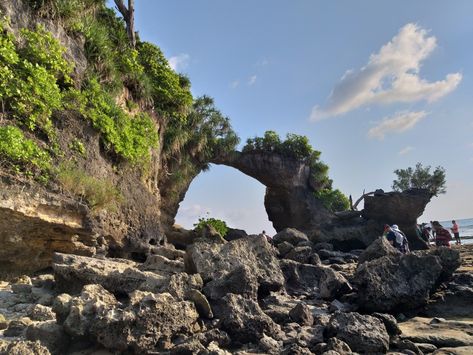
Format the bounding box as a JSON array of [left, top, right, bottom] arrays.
[[392, 163, 446, 196], [242, 131, 349, 212]]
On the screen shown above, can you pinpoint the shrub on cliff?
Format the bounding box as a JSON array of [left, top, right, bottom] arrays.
[[0, 125, 51, 179], [193, 216, 229, 237], [392, 163, 446, 196]]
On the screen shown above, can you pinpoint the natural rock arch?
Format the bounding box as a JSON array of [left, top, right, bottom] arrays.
[[169, 150, 432, 251]]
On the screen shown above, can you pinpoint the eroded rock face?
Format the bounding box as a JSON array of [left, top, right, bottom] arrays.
[[186, 236, 284, 295], [52, 253, 202, 298], [354, 249, 461, 312], [358, 236, 401, 264], [213, 293, 282, 344], [58, 285, 200, 353], [363, 189, 431, 250], [0, 186, 95, 276], [326, 311, 389, 353], [280, 260, 351, 299]]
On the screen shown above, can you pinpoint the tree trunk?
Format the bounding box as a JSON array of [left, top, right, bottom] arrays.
[[114, 0, 136, 47]]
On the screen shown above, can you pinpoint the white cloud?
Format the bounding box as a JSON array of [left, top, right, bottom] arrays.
[[248, 75, 257, 86], [399, 146, 414, 155], [311, 23, 462, 121], [169, 53, 190, 72], [368, 111, 427, 140], [230, 80, 240, 89]]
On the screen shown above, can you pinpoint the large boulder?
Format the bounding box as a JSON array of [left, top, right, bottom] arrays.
[[358, 236, 400, 264], [52, 253, 202, 298], [0, 340, 51, 355], [325, 311, 389, 353], [58, 284, 200, 353], [354, 249, 460, 312], [203, 265, 258, 301], [186, 236, 284, 295], [273, 228, 309, 246], [280, 260, 351, 299], [213, 293, 282, 344]]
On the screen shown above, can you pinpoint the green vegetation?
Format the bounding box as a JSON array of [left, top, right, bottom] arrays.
[[57, 163, 122, 210], [79, 78, 159, 164], [193, 216, 229, 237], [243, 131, 350, 212], [314, 188, 350, 213], [0, 125, 51, 177], [68, 138, 86, 157], [0, 22, 72, 138], [243, 131, 332, 189], [392, 163, 446, 196]]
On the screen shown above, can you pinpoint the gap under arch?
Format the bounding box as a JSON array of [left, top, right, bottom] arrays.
[[175, 164, 276, 235]]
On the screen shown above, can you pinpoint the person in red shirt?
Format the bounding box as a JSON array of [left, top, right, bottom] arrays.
[[451, 220, 461, 245], [432, 221, 452, 247]]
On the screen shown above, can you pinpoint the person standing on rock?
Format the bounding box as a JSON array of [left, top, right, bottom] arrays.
[[261, 230, 272, 244], [451, 220, 461, 245], [432, 221, 452, 247]]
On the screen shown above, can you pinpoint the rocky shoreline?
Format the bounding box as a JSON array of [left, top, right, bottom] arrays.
[[1, 228, 472, 354]]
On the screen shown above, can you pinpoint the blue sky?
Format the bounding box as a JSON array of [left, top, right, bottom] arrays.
[[118, 1, 473, 234]]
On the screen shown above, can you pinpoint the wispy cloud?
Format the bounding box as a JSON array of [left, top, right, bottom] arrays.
[[256, 58, 269, 67], [169, 53, 190, 72], [368, 111, 427, 140], [310, 23, 462, 121], [248, 75, 257, 86], [399, 146, 414, 155], [230, 80, 240, 89]]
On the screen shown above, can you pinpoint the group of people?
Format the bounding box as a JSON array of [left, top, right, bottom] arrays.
[[385, 220, 461, 253], [417, 220, 461, 246]]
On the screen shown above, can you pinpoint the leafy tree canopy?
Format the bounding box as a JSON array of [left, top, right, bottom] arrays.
[[392, 163, 446, 196]]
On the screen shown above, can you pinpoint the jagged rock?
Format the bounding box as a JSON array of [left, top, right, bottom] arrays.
[[325, 311, 389, 353], [391, 338, 422, 355], [60, 285, 200, 353], [314, 242, 334, 251], [289, 303, 313, 326], [372, 312, 401, 336], [186, 289, 213, 319], [416, 343, 438, 353], [280, 343, 313, 355], [186, 236, 284, 295], [0, 314, 8, 330], [358, 236, 400, 264], [26, 321, 69, 355], [139, 254, 185, 273], [225, 228, 248, 241], [0, 185, 96, 276], [284, 246, 319, 265], [354, 250, 460, 312], [282, 322, 324, 349], [27, 304, 55, 321], [4, 317, 32, 337], [170, 339, 206, 354], [213, 293, 282, 344], [273, 228, 309, 246], [0, 340, 51, 355], [277, 241, 295, 257], [259, 334, 283, 354], [428, 247, 462, 281], [203, 265, 258, 301], [313, 337, 352, 354], [51, 293, 72, 324], [280, 260, 351, 299], [52, 253, 201, 299], [151, 245, 186, 260]]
